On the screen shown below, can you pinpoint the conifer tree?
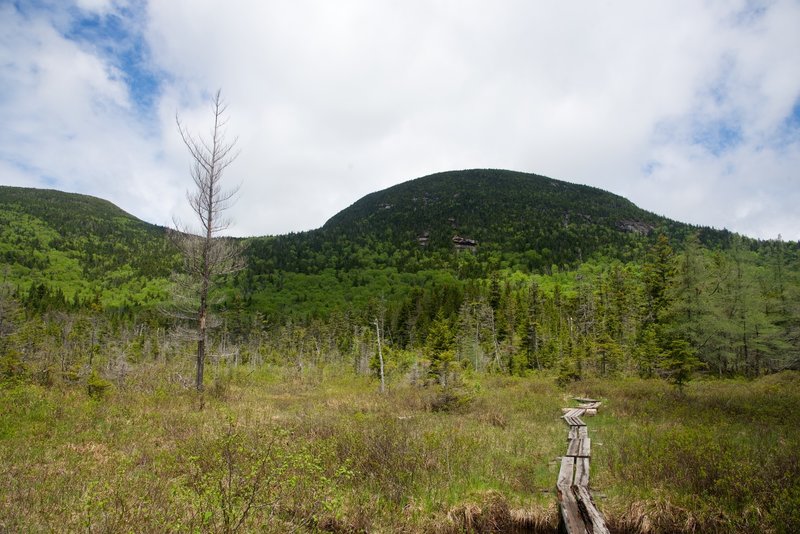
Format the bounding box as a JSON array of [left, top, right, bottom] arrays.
[[426, 311, 455, 384]]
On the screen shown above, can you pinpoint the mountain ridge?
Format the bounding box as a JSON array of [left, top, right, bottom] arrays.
[[0, 169, 778, 314]]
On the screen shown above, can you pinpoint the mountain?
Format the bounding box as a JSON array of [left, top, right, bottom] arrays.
[[0, 170, 740, 315], [245, 169, 730, 277], [326, 169, 667, 253], [0, 186, 176, 309], [3, 173, 797, 381]]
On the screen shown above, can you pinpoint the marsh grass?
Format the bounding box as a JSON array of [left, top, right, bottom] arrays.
[[1, 367, 798, 532], [582, 373, 800, 533]]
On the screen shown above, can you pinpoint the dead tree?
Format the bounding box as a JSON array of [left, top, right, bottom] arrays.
[[374, 318, 385, 393], [174, 89, 242, 392]]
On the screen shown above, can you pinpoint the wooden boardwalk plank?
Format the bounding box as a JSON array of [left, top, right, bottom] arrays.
[[579, 437, 591, 458], [566, 438, 580, 457], [566, 438, 591, 458], [562, 408, 586, 418], [574, 457, 590, 488], [557, 486, 585, 534], [565, 415, 586, 427], [574, 486, 610, 534], [557, 398, 607, 534], [567, 426, 587, 440], [557, 456, 575, 489]]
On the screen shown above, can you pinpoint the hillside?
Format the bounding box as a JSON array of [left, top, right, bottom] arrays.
[[325, 169, 678, 256], [245, 169, 736, 277], [0, 171, 765, 318], [1, 172, 797, 372], [0, 186, 176, 309]]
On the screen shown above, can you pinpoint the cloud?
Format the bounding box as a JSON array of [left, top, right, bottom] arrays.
[[1, 0, 799, 240]]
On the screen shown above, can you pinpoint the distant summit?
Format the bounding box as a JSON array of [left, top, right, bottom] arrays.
[[318, 169, 713, 268]]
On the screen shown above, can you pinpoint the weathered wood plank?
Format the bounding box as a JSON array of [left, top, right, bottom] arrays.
[[558, 486, 585, 534], [579, 437, 591, 458], [568, 426, 587, 440], [574, 457, 590, 488], [562, 408, 586, 418], [566, 438, 580, 457], [566, 415, 586, 427], [557, 456, 574, 489], [566, 438, 591, 458], [574, 485, 610, 534], [563, 415, 583, 426], [572, 397, 598, 403]]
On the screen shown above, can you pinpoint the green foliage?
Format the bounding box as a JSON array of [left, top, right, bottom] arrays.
[[3, 177, 800, 384], [0, 186, 176, 311], [662, 338, 704, 391], [0, 349, 25, 381], [2, 367, 798, 532], [426, 311, 456, 382], [86, 370, 112, 400]]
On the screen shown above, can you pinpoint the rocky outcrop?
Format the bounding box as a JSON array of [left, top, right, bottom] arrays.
[[452, 235, 478, 250], [617, 220, 654, 235]]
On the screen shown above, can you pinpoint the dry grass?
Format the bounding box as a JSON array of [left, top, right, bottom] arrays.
[[1, 366, 798, 532]]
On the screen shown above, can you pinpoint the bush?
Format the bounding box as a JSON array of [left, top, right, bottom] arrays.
[[0, 349, 25, 380], [86, 370, 112, 400]]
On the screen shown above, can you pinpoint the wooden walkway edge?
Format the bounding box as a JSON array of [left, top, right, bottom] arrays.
[[556, 398, 609, 534]]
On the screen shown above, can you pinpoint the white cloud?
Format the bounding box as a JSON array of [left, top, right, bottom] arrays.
[[75, 0, 119, 16], [0, 2, 183, 227], [2, 0, 799, 239]]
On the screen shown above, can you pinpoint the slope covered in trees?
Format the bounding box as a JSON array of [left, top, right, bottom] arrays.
[[246, 169, 704, 276], [0, 186, 176, 310], [1, 172, 798, 381]]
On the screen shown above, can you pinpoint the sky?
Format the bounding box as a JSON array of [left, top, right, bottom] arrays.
[[1, 0, 799, 240]]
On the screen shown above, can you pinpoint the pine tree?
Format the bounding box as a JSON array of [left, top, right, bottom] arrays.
[[643, 234, 675, 326], [426, 311, 455, 385], [662, 338, 703, 392]]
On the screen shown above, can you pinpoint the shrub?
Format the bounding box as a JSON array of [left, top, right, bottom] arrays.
[[86, 370, 112, 400]]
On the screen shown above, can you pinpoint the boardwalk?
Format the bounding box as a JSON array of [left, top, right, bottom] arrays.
[[556, 398, 609, 534]]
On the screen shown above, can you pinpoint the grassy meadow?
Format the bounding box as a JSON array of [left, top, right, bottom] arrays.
[[1, 367, 799, 533]]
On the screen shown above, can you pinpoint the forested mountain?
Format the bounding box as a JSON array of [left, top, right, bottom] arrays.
[[0, 186, 176, 310], [236, 169, 741, 320], [325, 169, 682, 257], [1, 171, 798, 380], [245, 169, 731, 277]]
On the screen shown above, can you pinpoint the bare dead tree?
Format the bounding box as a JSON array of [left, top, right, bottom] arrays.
[[174, 89, 243, 392], [374, 318, 385, 393]]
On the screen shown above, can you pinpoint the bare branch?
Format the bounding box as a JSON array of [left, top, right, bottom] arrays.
[[169, 89, 244, 392]]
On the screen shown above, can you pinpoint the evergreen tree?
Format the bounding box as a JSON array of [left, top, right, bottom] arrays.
[[662, 338, 703, 392], [643, 234, 675, 318], [426, 311, 455, 385]]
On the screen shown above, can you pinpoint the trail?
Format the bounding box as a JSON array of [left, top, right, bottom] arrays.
[[556, 398, 609, 534]]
